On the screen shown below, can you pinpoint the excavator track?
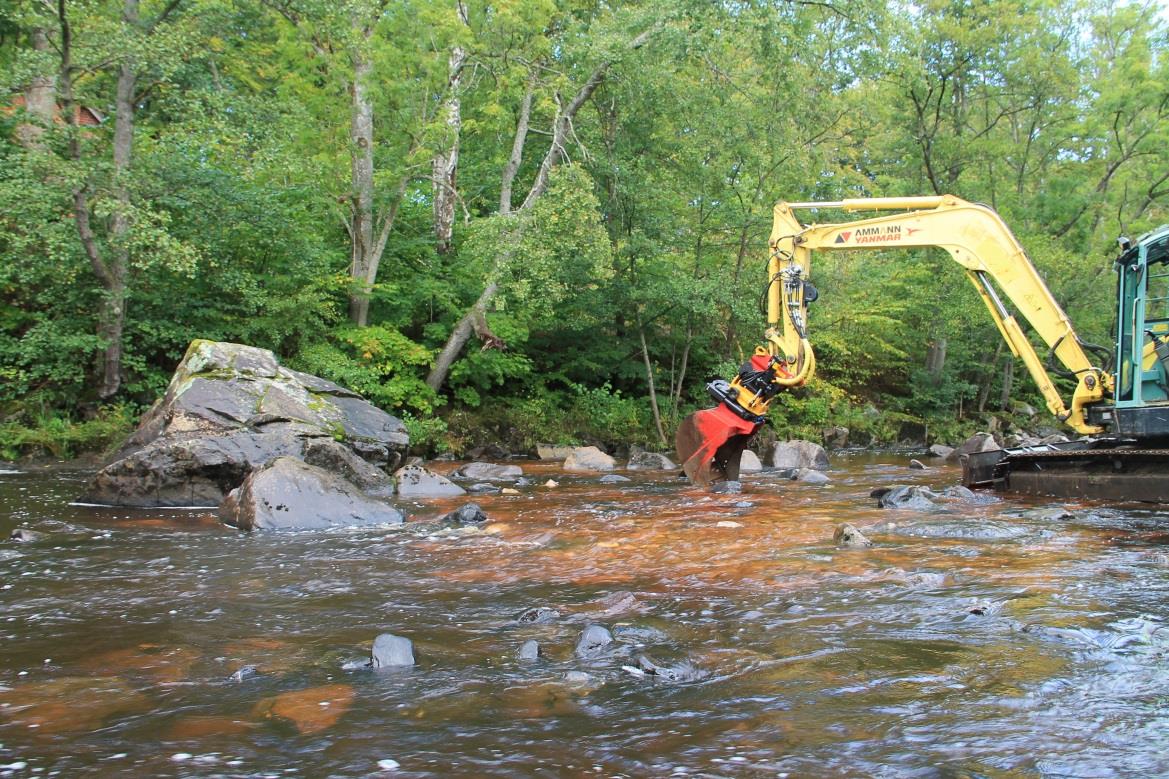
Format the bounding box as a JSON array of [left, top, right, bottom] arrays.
[[964, 443, 1169, 503]]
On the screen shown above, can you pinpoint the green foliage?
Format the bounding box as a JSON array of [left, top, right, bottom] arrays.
[[2, 0, 1167, 459], [0, 405, 137, 461], [295, 326, 438, 415]]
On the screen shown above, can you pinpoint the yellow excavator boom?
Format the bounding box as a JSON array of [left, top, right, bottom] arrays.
[[765, 195, 1111, 434]]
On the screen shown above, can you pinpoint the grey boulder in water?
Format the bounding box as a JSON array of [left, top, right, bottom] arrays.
[[81, 339, 408, 509], [218, 457, 404, 531]]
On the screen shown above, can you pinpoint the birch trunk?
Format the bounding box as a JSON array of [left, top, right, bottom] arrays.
[[18, 28, 55, 149], [427, 27, 654, 392], [347, 39, 377, 326], [432, 0, 468, 254]]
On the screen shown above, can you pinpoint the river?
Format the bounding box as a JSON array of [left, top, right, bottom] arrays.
[[2, 454, 1169, 777]]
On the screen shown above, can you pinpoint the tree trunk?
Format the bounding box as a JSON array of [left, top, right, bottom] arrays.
[[99, 44, 136, 400], [426, 26, 654, 393], [638, 318, 667, 445], [432, 0, 468, 254], [498, 81, 533, 216], [925, 337, 947, 375], [347, 37, 376, 326], [999, 358, 1015, 411], [17, 27, 55, 149], [426, 280, 499, 391], [975, 343, 1003, 413]]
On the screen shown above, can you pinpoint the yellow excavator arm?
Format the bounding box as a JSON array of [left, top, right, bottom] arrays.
[[763, 195, 1112, 435]]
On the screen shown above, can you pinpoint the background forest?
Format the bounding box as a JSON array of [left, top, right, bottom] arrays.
[[1, 0, 1167, 459]]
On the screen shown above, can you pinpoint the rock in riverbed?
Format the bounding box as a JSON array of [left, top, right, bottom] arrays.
[[626, 448, 676, 470], [771, 440, 829, 471], [218, 457, 404, 531], [441, 503, 488, 525], [834, 523, 872, 548], [371, 633, 415, 668], [394, 464, 465, 498], [564, 446, 616, 472], [452, 462, 523, 481], [83, 340, 408, 508], [575, 625, 614, 658]]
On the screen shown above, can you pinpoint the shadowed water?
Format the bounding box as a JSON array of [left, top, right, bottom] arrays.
[[2, 454, 1169, 777]]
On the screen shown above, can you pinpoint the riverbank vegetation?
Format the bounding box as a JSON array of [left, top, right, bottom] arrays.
[[1, 0, 1166, 459]]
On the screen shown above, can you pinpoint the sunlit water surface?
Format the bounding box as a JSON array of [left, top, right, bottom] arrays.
[[2, 454, 1169, 778]]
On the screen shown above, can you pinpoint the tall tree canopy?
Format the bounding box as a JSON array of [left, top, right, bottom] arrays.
[[2, 0, 1167, 453]]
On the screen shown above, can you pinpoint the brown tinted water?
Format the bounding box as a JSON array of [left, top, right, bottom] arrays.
[[2, 455, 1169, 778]]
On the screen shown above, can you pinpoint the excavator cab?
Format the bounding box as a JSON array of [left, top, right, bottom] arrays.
[[1107, 224, 1169, 436]]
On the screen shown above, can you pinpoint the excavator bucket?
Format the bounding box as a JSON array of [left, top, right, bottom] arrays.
[[675, 404, 761, 488]]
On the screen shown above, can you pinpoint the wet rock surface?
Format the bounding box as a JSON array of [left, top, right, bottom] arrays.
[[441, 503, 488, 525], [371, 633, 415, 668], [771, 440, 830, 471], [218, 457, 405, 531], [575, 624, 614, 658], [393, 464, 465, 498], [872, 485, 939, 510], [834, 522, 872, 548], [563, 446, 617, 472], [626, 448, 677, 471], [452, 462, 524, 481], [82, 340, 408, 508]]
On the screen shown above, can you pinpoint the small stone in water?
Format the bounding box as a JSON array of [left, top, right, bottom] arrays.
[[834, 523, 872, 548], [377, 758, 401, 771], [371, 633, 415, 668], [516, 606, 559, 625], [575, 624, 613, 658], [909, 459, 927, 470], [517, 640, 540, 661], [171, 753, 193, 762], [543, 479, 559, 487], [715, 521, 742, 528]]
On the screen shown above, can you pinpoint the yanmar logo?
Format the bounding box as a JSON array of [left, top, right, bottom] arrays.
[[835, 225, 903, 244]]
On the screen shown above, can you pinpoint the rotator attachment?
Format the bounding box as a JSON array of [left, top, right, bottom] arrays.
[[675, 350, 793, 487]]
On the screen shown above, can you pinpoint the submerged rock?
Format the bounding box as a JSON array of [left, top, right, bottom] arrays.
[[564, 446, 616, 472], [82, 340, 407, 508], [626, 449, 676, 471], [710, 480, 742, 494], [466, 483, 501, 495], [575, 624, 614, 658], [453, 462, 523, 481], [796, 468, 831, 484], [909, 459, 927, 470], [871, 485, 938, 510], [8, 528, 45, 543], [371, 633, 415, 668], [738, 450, 764, 473], [834, 523, 872, 548], [516, 607, 560, 625], [393, 464, 465, 499], [771, 440, 829, 471], [599, 474, 631, 484], [517, 640, 541, 661], [634, 654, 704, 683], [254, 684, 356, 734], [441, 503, 488, 525], [218, 457, 404, 531]]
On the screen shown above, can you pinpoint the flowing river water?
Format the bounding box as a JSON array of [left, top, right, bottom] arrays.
[[2, 454, 1169, 778]]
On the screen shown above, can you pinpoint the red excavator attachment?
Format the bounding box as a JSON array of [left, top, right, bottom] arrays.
[[675, 404, 762, 487]]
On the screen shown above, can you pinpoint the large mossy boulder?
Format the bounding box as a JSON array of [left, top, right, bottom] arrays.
[[82, 340, 409, 508]]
